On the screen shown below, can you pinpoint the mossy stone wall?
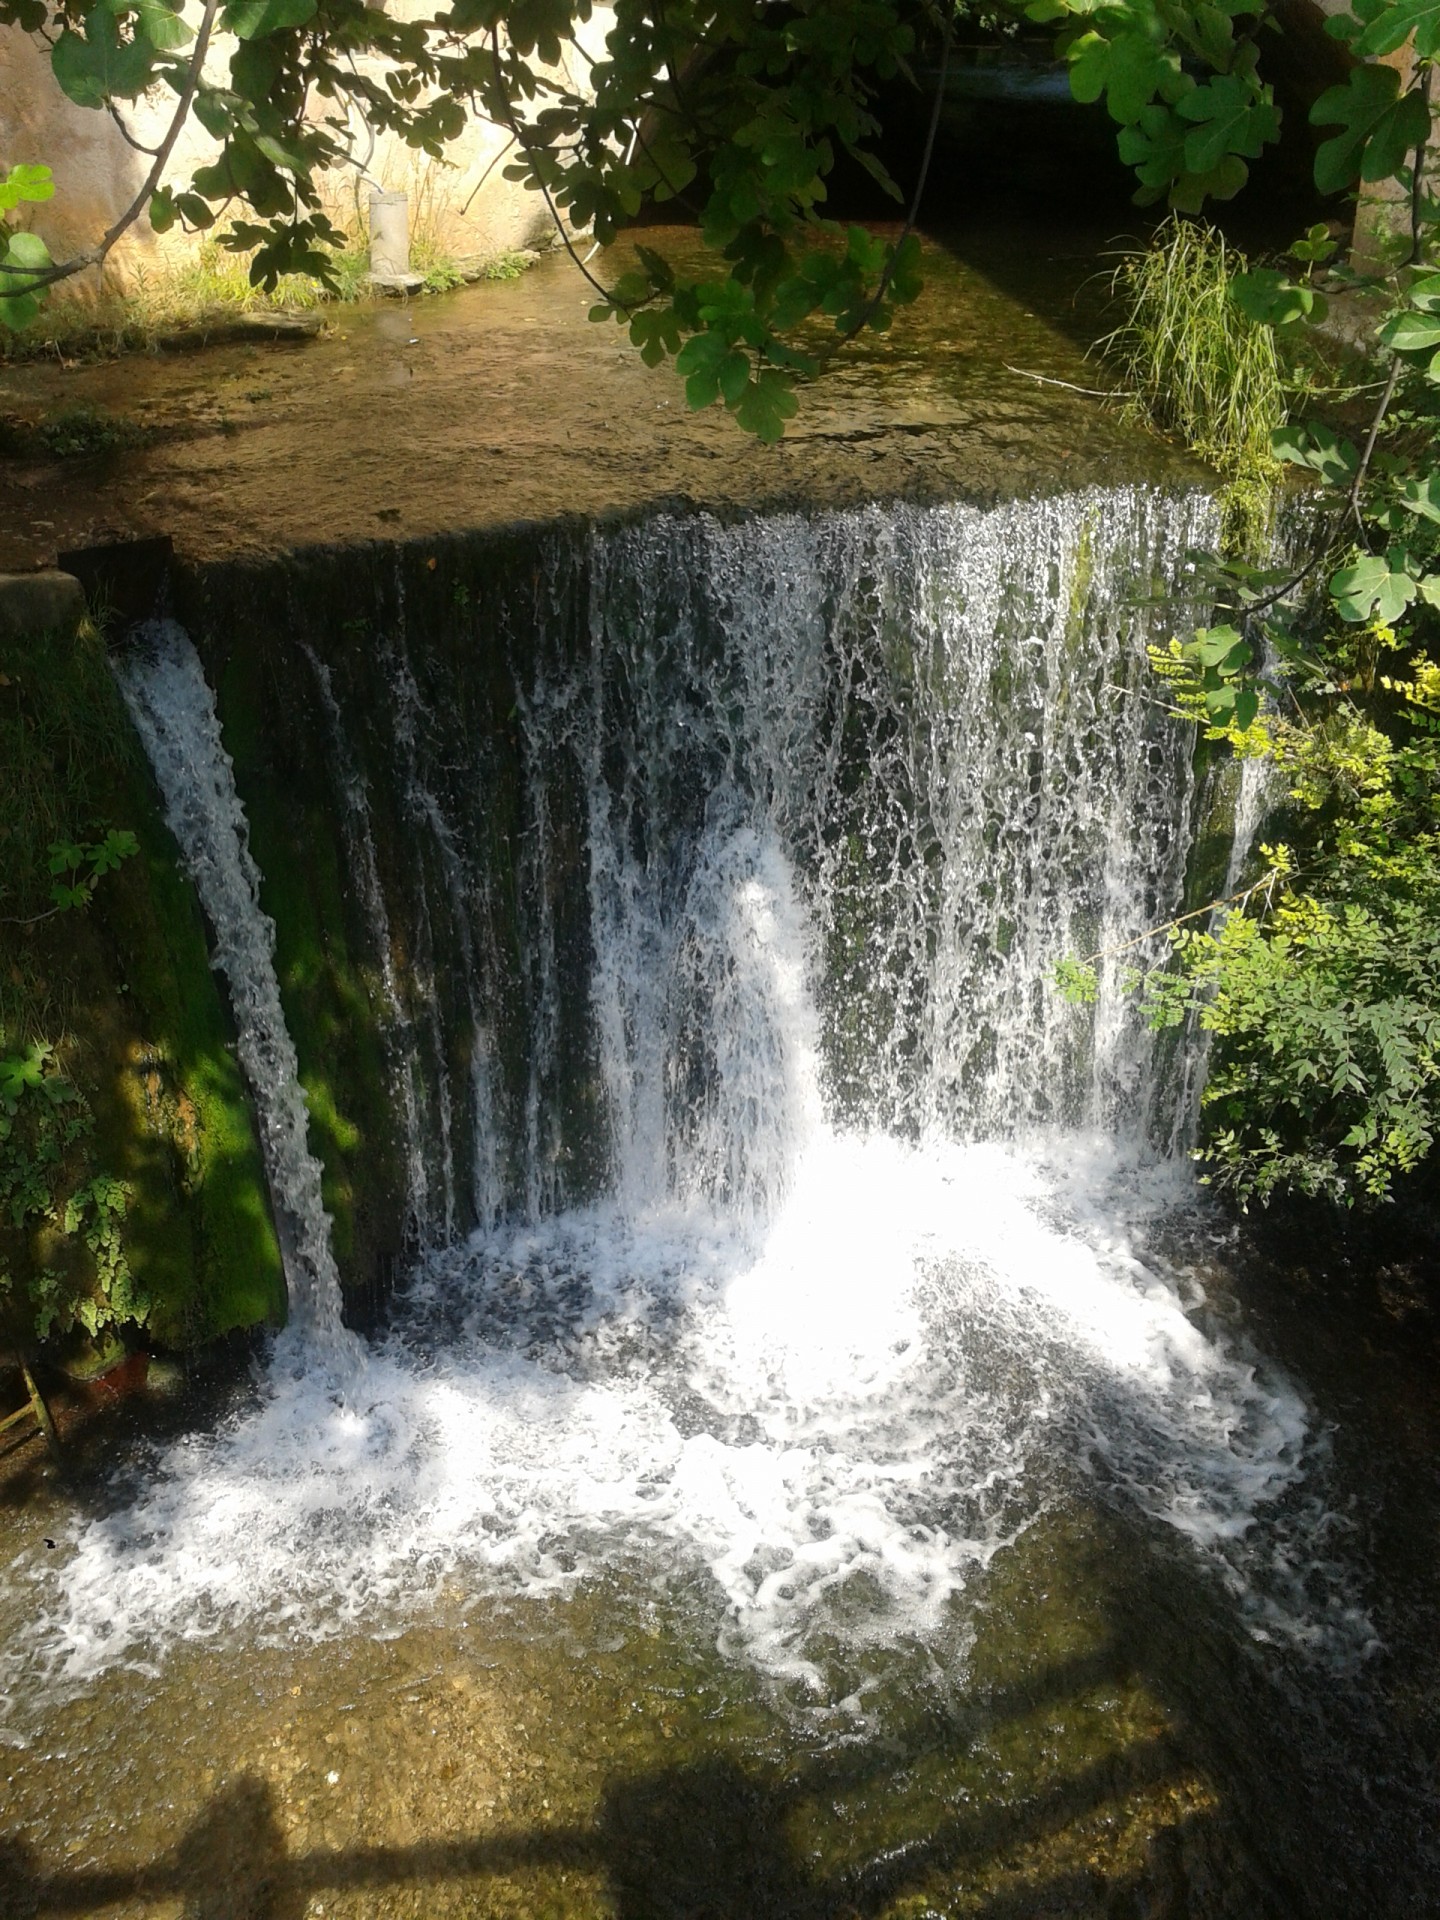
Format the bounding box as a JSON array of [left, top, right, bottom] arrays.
[[173, 522, 611, 1310], [0, 615, 284, 1360]]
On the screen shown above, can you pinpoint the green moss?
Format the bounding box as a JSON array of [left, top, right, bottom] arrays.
[[212, 647, 404, 1308], [1180, 753, 1240, 921], [0, 618, 284, 1353], [98, 778, 287, 1342]]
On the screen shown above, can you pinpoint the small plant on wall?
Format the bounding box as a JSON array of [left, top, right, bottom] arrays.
[[1, 830, 143, 1345], [0, 1043, 146, 1341]]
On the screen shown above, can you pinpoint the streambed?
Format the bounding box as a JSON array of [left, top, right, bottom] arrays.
[[0, 217, 1203, 573]]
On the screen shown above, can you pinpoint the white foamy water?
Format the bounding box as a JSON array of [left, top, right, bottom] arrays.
[[27, 1129, 1327, 1699]]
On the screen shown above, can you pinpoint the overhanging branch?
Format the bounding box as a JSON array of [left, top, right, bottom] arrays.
[[5, 0, 221, 293]]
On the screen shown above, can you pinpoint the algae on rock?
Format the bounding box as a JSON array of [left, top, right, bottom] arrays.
[[0, 616, 284, 1356]]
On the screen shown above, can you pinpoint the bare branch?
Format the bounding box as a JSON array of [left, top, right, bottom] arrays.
[[106, 100, 164, 157], [823, 4, 955, 355], [1349, 353, 1401, 538], [1004, 363, 1133, 398], [488, 23, 617, 307], [1344, 70, 1435, 539], [1078, 867, 1285, 966]]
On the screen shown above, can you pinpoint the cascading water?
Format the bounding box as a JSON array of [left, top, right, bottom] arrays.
[[114, 623, 355, 1360], [302, 643, 433, 1246], [16, 487, 1371, 1713]]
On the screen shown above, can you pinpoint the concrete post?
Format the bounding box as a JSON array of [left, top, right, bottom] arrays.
[[368, 190, 412, 284]]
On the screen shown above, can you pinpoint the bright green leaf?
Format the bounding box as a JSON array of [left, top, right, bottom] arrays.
[[1399, 473, 1440, 524], [1331, 553, 1417, 624], [1353, 0, 1440, 60], [52, 10, 155, 106], [1380, 309, 1440, 353], [0, 164, 55, 212], [1311, 66, 1432, 194], [133, 0, 192, 50]]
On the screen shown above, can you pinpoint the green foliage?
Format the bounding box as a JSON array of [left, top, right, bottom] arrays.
[[1052, 955, 1099, 1005], [1, 823, 141, 1340], [1141, 690, 1440, 1204], [29, 406, 152, 456], [1029, 0, 1281, 210], [0, 615, 141, 938], [1119, 602, 1440, 1206], [0, 164, 54, 214], [1310, 65, 1431, 195], [43, 830, 139, 911], [0, 162, 56, 331], [1150, 889, 1440, 1206], [419, 255, 466, 294], [1048, 0, 1440, 1208], [0, 228, 53, 333], [1149, 624, 1261, 730], [478, 250, 529, 283], [0, 1035, 146, 1343], [1, 615, 285, 1346]]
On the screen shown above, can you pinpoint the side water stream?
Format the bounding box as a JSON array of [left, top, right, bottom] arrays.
[[1, 487, 1433, 1919]]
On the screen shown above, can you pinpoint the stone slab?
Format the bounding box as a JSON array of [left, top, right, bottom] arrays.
[[0, 567, 86, 640]]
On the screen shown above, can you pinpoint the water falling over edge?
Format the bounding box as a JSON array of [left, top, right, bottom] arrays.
[[4, 489, 1378, 1735]]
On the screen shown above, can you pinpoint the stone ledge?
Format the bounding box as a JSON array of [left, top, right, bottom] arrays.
[[0, 568, 86, 641]]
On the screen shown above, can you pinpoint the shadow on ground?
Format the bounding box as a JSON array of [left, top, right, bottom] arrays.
[[0, 1742, 1201, 1920]]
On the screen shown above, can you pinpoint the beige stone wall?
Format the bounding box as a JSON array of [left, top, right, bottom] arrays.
[[0, 24, 187, 298], [0, 5, 612, 301], [319, 3, 610, 264]]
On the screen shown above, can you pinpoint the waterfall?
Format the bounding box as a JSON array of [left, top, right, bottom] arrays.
[[39, 484, 1371, 1701], [115, 621, 355, 1356], [299, 486, 1220, 1232], [302, 643, 432, 1246]]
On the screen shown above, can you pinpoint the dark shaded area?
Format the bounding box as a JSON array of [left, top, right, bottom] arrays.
[[822, 9, 1347, 239], [0, 1325, 261, 1517], [1151, 1187, 1440, 1917], [810, 24, 1346, 367], [0, 1716, 1228, 1919], [54, 536, 174, 635]]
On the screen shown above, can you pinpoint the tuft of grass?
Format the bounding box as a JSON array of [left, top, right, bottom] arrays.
[[0, 227, 391, 364], [0, 234, 364, 363], [1, 175, 542, 366], [8, 405, 155, 458], [1104, 216, 1292, 551]]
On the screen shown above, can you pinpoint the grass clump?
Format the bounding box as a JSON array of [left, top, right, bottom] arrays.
[[479, 250, 531, 283], [0, 234, 369, 363], [0, 404, 158, 460], [1104, 216, 1293, 550], [1, 220, 537, 365]]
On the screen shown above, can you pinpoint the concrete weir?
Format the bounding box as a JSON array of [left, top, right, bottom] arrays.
[[0, 221, 1206, 575]]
